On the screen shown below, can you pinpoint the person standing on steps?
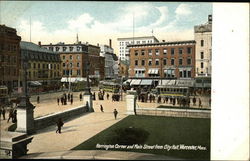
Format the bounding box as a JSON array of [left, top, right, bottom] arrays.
[[37, 95, 40, 104], [113, 109, 118, 120]]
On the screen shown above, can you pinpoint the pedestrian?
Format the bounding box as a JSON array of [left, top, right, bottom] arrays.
[[0, 107, 2, 119], [37, 95, 40, 104], [79, 93, 83, 101], [70, 98, 73, 105], [113, 109, 118, 120], [7, 108, 13, 123], [71, 93, 73, 99], [193, 97, 196, 106], [199, 98, 202, 108], [12, 109, 17, 123], [93, 92, 96, 100], [209, 98, 211, 107], [2, 107, 6, 120], [61, 97, 63, 105], [107, 93, 109, 100], [100, 105, 104, 112], [57, 97, 60, 105], [68, 93, 70, 102], [56, 118, 64, 134]]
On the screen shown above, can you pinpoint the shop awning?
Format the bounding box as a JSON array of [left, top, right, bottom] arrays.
[[140, 79, 153, 85], [123, 79, 132, 85], [28, 81, 42, 86], [61, 77, 91, 83], [130, 79, 141, 85], [148, 69, 159, 74], [176, 80, 195, 87]]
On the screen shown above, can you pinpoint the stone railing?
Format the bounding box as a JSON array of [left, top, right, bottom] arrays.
[[136, 108, 210, 119], [34, 105, 88, 131]]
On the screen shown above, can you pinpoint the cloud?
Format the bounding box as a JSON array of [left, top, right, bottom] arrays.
[[149, 6, 169, 28], [67, 13, 95, 31], [175, 4, 192, 16]]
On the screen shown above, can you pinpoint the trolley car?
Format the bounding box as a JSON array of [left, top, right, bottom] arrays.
[[99, 81, 120, 93]]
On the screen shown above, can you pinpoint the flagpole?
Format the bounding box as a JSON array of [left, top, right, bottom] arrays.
[[30, 16, 31, 42], [133, 12, 134, 45]]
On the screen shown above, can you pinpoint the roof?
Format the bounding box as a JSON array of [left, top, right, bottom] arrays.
[[20, 41, 55, 54], [127, 40, 195, 48], [117, 36, 159, 41]]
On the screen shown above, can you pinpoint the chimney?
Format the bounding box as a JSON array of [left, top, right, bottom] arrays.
[[162, 40, 165, 42], [109, 39, 112, 48], [208, 15, 212, 24], [97, 43, 99, 46], [38, 41, 41, 47]]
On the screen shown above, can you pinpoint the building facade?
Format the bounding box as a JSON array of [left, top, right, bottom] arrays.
[[117, 36, 159, 61], [194, 15, 212, 77], [118, 60, 130, 79], [20, 41, 61, 92], [42, 41, 105, 82], [128, 40, 196, 79], [0, 25, 21, 93], [100, 40, 118, 79]]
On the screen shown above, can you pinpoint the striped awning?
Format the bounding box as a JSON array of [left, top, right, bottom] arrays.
[[148, 69, 159, 74], [130, 79, 141, 85], [140, 79, 153, 85]]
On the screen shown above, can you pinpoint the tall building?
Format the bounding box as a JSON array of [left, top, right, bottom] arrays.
[[117, 36, 159, 61], [42, 40, 105, 83], [194, 15, 212, 77], [100, 39, 118, 79], [0, 25, 21, 93], [127, 40, 196, 79], [20, 41, 61, 92]]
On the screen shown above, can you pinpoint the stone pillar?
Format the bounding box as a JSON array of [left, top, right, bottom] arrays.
[[0, 131, 33, 159], [126, 90, 137, 115], [83, 92, 94, 112], [15, 96, 35, 135]]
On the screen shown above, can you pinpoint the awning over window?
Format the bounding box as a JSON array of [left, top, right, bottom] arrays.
[[140, 79, 153, 85], [176, 80, 195, 87], [130, 79, 141, 85], [61, 77, 91, 83], [28, 81, 42, 86], [148, 69, 159, 74], [123, 79, 132, 85]]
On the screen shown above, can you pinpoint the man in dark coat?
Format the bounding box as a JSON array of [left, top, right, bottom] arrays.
[[57, 97, 60, 105], [113, 109, 118, 120], [56, 118, 64, 134], [37, 96, 40, 104], [100, 105, 104, 112], [1, 107, 6, 120]]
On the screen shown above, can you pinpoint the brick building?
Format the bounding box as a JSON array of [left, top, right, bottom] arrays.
[[20, 41, 61, 92], [42, 40, 105, 84], [0, 25, 21, 93], [127, 40, 196, 79]]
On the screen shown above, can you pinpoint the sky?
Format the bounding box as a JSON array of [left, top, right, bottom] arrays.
[[0, 1, 212, 53]]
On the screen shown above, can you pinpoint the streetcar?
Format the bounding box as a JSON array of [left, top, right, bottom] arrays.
[[156, 85, 190, 98], [99, 81, 120, 93]]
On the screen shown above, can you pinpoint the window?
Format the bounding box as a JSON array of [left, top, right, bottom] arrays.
[[155, 59, 159, 66], [135, 50, 138, 56], [148, 59, 152, 66], [54, 64, 56, 69], [141, 60, 145, 66], [179, 48, 183, 54], [70, 55, 73, 60], [183, 70, 187, 77], [63, 46, 67, 51], [155, 49, 160, 55], [201, 62, 204, 68], [69, 46, 73, 51], [171, 58, 175, 65], [163, 49, 167, 54], [187, 58, 192, 65], [38, 63, 40, 69], [148, 49, 152, 56], [142, 41, 146, 44], [135, 60, 138, 66], [141, 50, 145, 56], [188, 71, 191, 77], [179, 58, 183, 65], [187, 47, 192, 54], [70, 63, 73, 68], [171, 48, 175, 55], [77, 70, 81, 75], [163, 59, 167, 65], [63, 70, 66, 75], [62, 56, 65, 60], [77, 55, 80, 59], [201, 52, 204, 59], [33, 63, 36, 69], [136, 41, 140, 44], [179, 71, 183, 77], [42, 64, 45, 69], [201, 40, 204, 47], [56, 47, 60, 51], [77, 46, 81, 51], [77, 62, 80, 67]]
